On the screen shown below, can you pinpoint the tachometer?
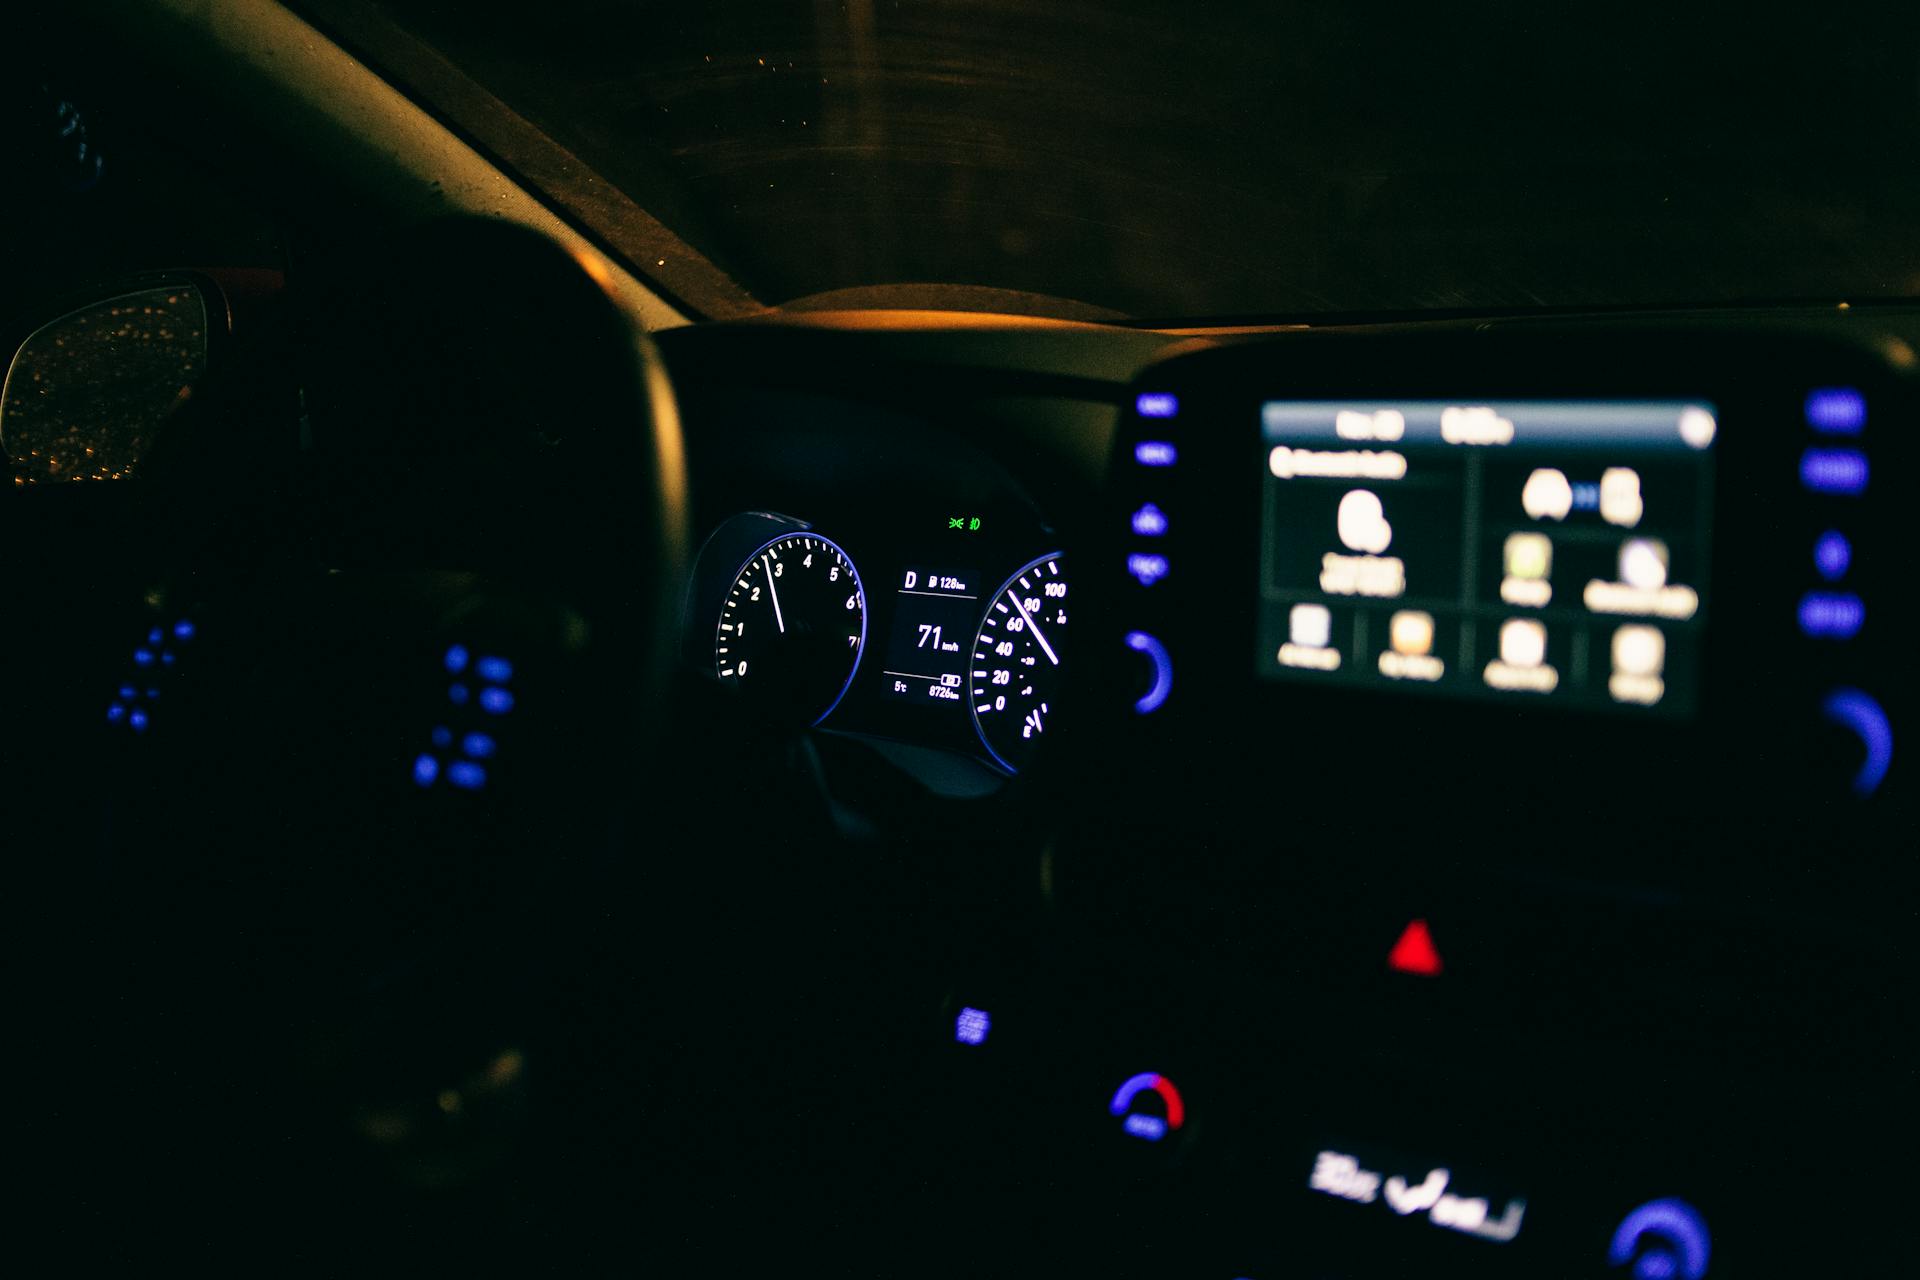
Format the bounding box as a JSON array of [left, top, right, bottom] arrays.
[[716, 534, 866, 724], [970, 554, 1067, 772]]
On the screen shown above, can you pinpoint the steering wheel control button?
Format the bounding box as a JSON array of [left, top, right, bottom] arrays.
[[1386, 918, 1444, 977], [1109, 1072, 1185, 1143], [1134, 440, 1179, 468], [106, 616, 195, 734], [1804, 386, 1866, 435], [1608, 1198, 1711, 1279], [1125, 631, 1173, 715], [1822, 688, 1893, 797], [415, 645, 514, 791], [1800, 447, 1868, 496]]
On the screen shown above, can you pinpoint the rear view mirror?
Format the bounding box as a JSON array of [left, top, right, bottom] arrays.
[[2, 280, 215, 485]]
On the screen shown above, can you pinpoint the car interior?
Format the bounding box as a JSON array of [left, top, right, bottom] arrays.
[[6, 2, 1912, 1274]]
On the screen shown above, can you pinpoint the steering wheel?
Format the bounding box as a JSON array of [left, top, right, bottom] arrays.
[[15, 218, 719, 1245]]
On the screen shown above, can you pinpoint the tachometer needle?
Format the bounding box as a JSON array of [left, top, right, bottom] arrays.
[[763, 556, 787, 633], [1008, 589, 1058, 665]]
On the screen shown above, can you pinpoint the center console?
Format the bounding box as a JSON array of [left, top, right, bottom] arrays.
[[962, 322, 1913, 1277]]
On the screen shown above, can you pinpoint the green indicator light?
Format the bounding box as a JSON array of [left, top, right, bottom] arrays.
[[969, 517, 982, 531], [948, 516, 965, 529]]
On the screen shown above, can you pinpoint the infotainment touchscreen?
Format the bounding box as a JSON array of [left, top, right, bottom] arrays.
[[1257, 400, 1715, 714]]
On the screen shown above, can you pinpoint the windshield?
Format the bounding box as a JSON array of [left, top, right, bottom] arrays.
[[359, 1, 1920, 319]]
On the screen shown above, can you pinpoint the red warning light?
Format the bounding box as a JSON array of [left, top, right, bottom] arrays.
[[1388, 918, 1444, 976]]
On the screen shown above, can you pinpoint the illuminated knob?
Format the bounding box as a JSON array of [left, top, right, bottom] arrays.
[[1821, 688, 1892, 796], [1125, 632, 1172, 715], [1108, 1071, 1185, 1142]]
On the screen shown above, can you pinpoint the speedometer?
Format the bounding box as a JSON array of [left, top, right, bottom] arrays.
[[970, 554, 1067, 773], [716, 534, 866, 724]]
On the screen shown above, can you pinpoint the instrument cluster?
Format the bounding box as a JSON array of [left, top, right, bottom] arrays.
[[683, 507, 1069, 777]]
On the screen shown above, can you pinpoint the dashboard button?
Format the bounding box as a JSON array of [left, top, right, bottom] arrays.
[[1800, 447, 1868, 495], [1109, 1071, 1185, 1143], [1126, 631, 1173, 714], [953, 1005, 992, 1047], [1797, 591, 1865, 639], [1386, 918, 1444, 977], [1127, 553, 1170, 587], [1813, 530, 1852, 581], [1608, 1198, 1711, 1279], [1822, 688, 1893, 796], [1804, 386, 1865, 435], [1130, 503, 1169, 537], [1134, 440, 1179, 467], [1135, 392, 1179, 418]]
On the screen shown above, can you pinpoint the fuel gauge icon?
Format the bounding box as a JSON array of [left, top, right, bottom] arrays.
[[1109, 1072, 1186, 1143]]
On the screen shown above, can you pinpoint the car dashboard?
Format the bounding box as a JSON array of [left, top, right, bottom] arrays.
[[5, 16, 1916, 1274]]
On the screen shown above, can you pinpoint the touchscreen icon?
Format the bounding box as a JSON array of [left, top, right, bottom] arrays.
[[1499, 619, 1547, 669], [1290, 604, 1333, 649], [1337, 490, 1393, 554], [1612, 625, 1665, 678], [1281, 604, 1342, 672], [1501, 533, 1554, 606], [1618, 538, 1669, 590], [1522, 468, 1573, 521], [1601, 467, 1645, 528], [1504, 533, 1552, 582], [1389, 611, 1434, 656]]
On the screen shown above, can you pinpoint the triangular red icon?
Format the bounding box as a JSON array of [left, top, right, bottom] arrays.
[[1387, 918, 1444, 976]]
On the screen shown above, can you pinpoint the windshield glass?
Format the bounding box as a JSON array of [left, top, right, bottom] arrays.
[[361, 1, 1920, 319]]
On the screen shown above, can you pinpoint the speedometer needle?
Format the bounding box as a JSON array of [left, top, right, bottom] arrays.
[[1008, 589, 1058, 666], [763, 556, 787, 633]]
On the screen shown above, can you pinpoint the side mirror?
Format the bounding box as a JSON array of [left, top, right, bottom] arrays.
[[2, 277, 220, 486]]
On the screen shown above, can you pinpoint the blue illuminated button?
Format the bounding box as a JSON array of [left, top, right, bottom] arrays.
[[447, 761, 487, 790], [1109, 1072, 1185, 1143], [1135, 392, 1179, 419], [953, 1006, 991, 1046], [1134, 441, 1178, 467], [1800, 448, 1868, 495], [1823, 688, 1893, 796], [1608, 1198, 1710, 1279], [1813, 530, 1851, 581], [1797, 591, 1864, 639], [1128, 553, 1170, 587], [1126, 631, 1173, 714], [1804, 387, 1865, 435], [1131, 503, 1169, 537]]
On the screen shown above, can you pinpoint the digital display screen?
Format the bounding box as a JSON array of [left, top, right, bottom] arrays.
[[1257, 400, 1716, 713], [880, 565, 981, 705]]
